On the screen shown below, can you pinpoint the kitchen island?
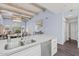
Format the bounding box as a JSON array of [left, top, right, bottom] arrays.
[[0, 34, 57, 56]]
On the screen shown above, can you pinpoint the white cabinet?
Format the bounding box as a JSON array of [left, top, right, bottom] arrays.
[[41, 40, 51, 56], [41, 38, 57, 56], [51, 38, 57, 55], [11, 44, 41, 56], [10, 37, 57, 56]]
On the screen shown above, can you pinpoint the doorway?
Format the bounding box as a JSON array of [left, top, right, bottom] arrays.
[[64, 16, 78, 47], [69, 22, 78, 40]]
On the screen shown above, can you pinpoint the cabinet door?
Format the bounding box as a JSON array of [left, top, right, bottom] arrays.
[[11, 44, 41, 56], [41, 40, 51, 56]]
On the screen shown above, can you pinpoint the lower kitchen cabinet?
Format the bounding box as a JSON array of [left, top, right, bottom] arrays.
[[41, 39, 57, 56], [41, 40, 51, 56], [10, 38, 57, 56], [11, 44, 41, 56]]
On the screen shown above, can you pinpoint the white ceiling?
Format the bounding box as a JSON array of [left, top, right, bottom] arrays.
[[0, 3, 79, 20], [0, 3, 79, 14], [38, 3, 79, 14]]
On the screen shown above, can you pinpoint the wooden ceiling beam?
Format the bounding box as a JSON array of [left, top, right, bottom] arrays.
[[0, 8, 31, 17], [5, 3, 37, 14], [0, 4, 32, 17]]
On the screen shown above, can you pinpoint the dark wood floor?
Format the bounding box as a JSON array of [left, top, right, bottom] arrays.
[[55, 40, 79, 56]]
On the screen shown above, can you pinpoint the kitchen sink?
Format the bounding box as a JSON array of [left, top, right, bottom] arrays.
[[20, 39, 36, 46], [5, 39, 36, 50]]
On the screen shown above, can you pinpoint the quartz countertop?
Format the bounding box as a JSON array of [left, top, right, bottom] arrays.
[[0, 34, 56, 56]]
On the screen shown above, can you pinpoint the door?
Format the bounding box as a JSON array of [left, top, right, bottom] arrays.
[[69, 22, 78, 40]]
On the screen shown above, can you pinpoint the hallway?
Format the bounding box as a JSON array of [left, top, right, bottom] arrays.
[[55, 40, 79, 56]]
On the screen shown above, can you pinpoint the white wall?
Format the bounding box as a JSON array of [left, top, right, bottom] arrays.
[[27, 10, 67, 45], [27, 10, 58, 36], [55, 13, 64, 44], [26, 10, 59, 43]]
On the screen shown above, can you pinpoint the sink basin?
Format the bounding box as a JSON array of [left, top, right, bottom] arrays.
[[20, 39, 36, 46], [5, 39, 36, 50]]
